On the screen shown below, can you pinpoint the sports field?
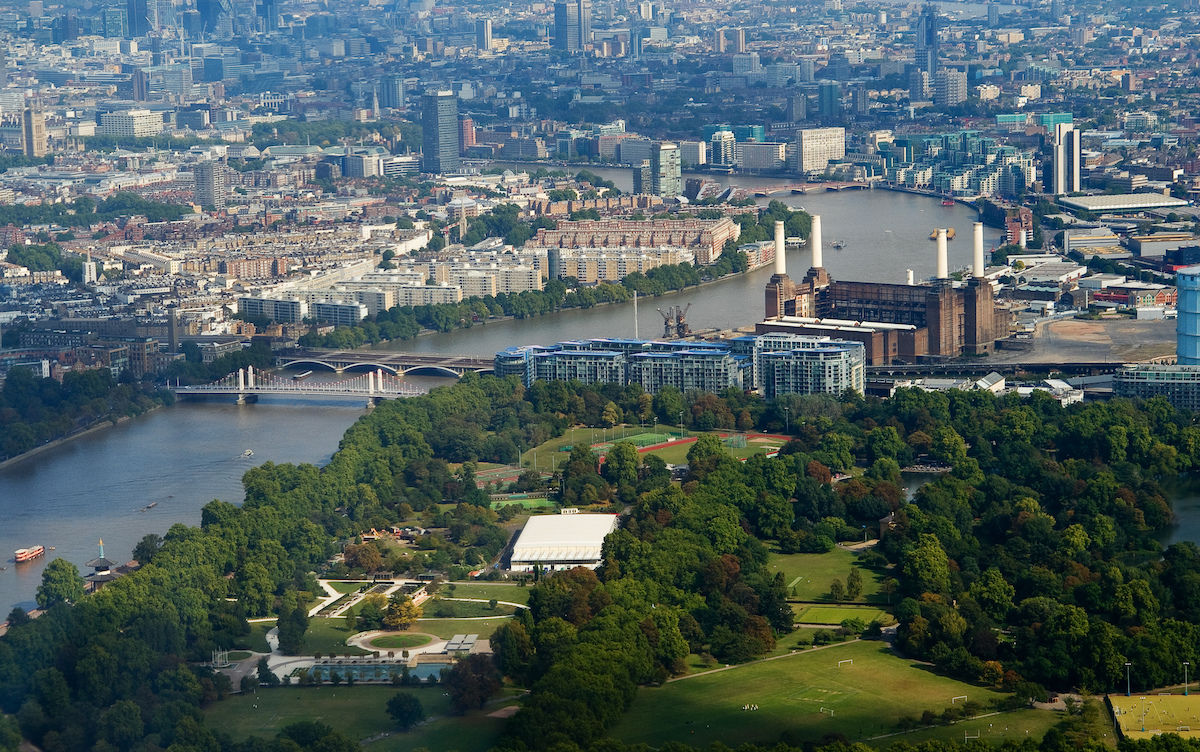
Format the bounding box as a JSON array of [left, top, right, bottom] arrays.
[[768, 548, 884, 602], [1110, 694, 1200, 739], [793, 604, 892, 626], [611, 640, 1031, 747], [441, 582, 531, 605]]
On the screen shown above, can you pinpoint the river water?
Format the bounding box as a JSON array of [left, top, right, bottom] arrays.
[[388, 173, 1004, 356], [0, 399, 364, 612]]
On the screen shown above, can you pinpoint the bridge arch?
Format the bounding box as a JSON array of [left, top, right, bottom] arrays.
[[340, 362, 401, 375], [278, 359, 343, 373], [400, 365, 464, 378]]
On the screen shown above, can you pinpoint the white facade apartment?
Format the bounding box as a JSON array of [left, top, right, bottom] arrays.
[[98, 109, 163, 137], [793, 127, 846, 173]]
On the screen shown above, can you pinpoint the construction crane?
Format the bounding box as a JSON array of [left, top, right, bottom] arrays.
[[656, 303, 691, 339]]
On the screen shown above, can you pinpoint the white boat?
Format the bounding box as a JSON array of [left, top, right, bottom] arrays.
[[243, 449, 254, 457]]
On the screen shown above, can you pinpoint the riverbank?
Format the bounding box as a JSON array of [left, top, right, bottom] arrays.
[[0, 410, 155, 471]]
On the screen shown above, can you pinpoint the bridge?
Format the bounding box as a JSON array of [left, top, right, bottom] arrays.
[[173, 366, 426, 403], [727, 181, 871, 199], [277, 348, 494, 378]]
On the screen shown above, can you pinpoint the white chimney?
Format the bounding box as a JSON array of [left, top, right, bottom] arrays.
[[906, 268, 914, 285], [935, 228, 949, 279], [774, 220, 786, 275], [973, 222, 985, 277], [810, 214, 823, 269]]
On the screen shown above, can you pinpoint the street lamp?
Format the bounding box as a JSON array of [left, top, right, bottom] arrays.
[[1126, 662, 1133, 697], [679, 410, 685, 437], [1185, 662, 1191, 697], [783, 406, 790, 435]]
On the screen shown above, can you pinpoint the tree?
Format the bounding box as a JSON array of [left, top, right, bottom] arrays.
[[131, 533, 162, 565], [36, 558, 84, 608], [846, 568, 864, 600], [601, 401, 621, 427], [386, 692, 425, 730], [442, 654, 501, 712], [383, 594, 422, 630], [829, 578, 846, 601], [900, 534, 951, 596]]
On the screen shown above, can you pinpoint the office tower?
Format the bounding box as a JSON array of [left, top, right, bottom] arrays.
[[553, 0, 590, 52], [733, 27, 746, 53], [915, 3, 939, 73], [710, 130, 736, 166], [196, 0, 233, 37], [792, 127, 846, 174], [22, 107, 46, 158], [257, 0, 279, 30], [475, 18, 492, 50], [379, 75, 404, 109], [853, 84, 870, 115], [987, 2, 1000, 27], [786, 93, 807, 122], [126, 0, 150, 35], [459, 116, 476, 150], [102, 7, 126, 36], [713, 28, 725, 52], [194, 160, 229, 210], [421, 90, 460, 174], [934, 68, 967, 106], [909, 69, 930, 100], [632, 159, 651, 194], [1050, 122, 1080, 195], [799, 58, 816, 82], [650, 142, 681, 197], [818, 81, 842, 119]]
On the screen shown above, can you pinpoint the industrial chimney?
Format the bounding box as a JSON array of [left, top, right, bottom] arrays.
[[935, 228, 949, 280], [774, 220, 786, 275], [811, 215, 823, 269], [906, 269, 914, 285], [973, 222, 985, 277]]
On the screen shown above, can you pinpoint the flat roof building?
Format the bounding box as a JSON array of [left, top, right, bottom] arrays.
[[510, 513, 620, 572], [1058, 194, 1189, 213]]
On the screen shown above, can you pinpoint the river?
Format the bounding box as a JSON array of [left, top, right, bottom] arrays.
[[387, 173, 1005, 356], [0, 399, 365, 612]]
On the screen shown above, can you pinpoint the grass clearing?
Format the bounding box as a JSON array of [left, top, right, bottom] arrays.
[[234, 622, 274, 654], [304, 618, 370, 656], [793, 605, 892, 626], [203, 684, 514, 752], [611, 641, 1023, 747], [441, 583, 531, 605], [768, 548, 885, 603], [326, 580, 368, 595], [413, 617, 512, 639], [424, 599, 518, 619], [368, 634, 433, 649], [873, 708, 1063, 747]]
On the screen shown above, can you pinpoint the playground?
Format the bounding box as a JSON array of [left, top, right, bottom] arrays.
[[1110, 694, 1200, 739]]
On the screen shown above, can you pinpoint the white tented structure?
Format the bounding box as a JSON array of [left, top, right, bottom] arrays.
[[509, 513, 621, 572]]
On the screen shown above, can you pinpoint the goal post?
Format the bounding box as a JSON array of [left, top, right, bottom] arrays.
[[838, 659, 853, 667]]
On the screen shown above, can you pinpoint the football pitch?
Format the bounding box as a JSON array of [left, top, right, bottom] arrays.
[[1110, 694, 1200, 739]]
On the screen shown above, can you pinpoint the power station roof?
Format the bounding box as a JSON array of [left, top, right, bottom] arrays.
[[510, 514, 620, 565]]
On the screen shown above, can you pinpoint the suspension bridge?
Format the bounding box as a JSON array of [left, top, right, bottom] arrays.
[[172, 366, 426, 404]]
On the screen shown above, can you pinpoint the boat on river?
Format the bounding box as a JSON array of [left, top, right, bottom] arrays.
[[15, 545, 45, 563]]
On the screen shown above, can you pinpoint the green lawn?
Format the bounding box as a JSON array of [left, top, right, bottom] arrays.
[[369, 634, 433, 649], [234, 622, 274, 654], [523, 425, 687, 473], [441, 582, 531, 605], [304, 618, 370, 656], [871, 708, 1064, 748], [611, 641, 1019, 747], [793, 605, 892, 626], [326, 580, 368, 594], [227, 650, 253, 661], [424, 599, 518, 619], [413, 617, 513, 639], [203, 684, 514, 752], [768, 548, 885, 603]]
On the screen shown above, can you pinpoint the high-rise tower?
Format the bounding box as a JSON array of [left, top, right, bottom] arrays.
[[1050, 122, 1081, 195], [421, 90, 460, 174], [915, 4, 940, 73], [553, 0, 590, 52]]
